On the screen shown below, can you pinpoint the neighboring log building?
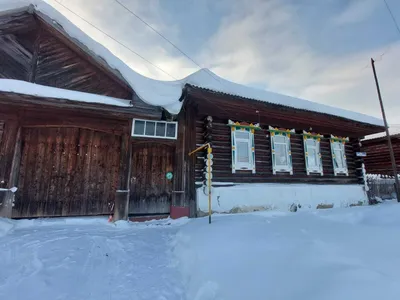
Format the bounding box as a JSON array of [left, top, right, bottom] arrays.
[[362, 134, 400, 176], [0, 2, 385, 220]]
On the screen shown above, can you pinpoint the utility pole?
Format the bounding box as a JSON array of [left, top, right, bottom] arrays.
[[371, 58, 400, 202]]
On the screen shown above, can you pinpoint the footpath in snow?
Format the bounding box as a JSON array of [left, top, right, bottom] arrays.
[[1, 203, 400, 300]]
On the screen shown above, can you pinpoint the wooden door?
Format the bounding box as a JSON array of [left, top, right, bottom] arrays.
[[13, 127, 121, 218], [129, 143, 175, 216]]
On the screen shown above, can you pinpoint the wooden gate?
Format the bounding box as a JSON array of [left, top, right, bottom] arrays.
[[13, 127, 121, 218], [129, 143, 175, 216]]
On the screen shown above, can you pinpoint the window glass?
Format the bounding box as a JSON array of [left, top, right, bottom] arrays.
[[166, 123, 176, 137], [134, 120, 145, 135], [145, 121, 155, 136], [237, 141, 250, 163], [308, 147, 318, 167], [275, 143, 288, 166], [235, 131, 250, 139], [156, 123, 166, 137]]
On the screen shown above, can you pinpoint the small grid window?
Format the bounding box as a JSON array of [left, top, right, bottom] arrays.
[[132, 119, 178, 139]]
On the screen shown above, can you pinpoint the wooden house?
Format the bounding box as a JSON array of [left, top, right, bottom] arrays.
[[180, 83, 384, 214], [0, 3, 183, 220], [362, 134, 400, 176], [0, 2, 385, 220]]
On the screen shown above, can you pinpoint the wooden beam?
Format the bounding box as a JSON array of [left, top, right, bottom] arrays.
[[0, 127, 21, 218], [113, 121, 132, 221], [28, 27, 41, 82], [0, 11, 37, 35]]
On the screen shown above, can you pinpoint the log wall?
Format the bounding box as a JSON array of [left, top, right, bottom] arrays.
[[194, 115, 362, 185], [362, 136, 400, 175]]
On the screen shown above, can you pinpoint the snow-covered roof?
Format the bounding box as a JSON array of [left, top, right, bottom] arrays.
[[363, 125, 400, 141], [0, 79, 132, 107], [0, 0, 384, 127]]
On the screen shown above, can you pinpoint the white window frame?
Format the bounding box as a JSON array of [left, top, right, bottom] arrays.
[[303, 132, 323, 176], [270, 127, 293, 175], [330, 136, 348, 176], [131, 119, 178, 139], [231, 129, 254, 173]]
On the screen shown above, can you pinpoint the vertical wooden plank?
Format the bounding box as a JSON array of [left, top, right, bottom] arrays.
[[113, 127, 132, 221], [79, 130, 94, 215], [187, 106, 197, 217], [42, 131, 54, 216], [33, 128, 46, 216], [0, 126, 21, 218], [47, 128, 58, 216], [52, 128, 64, 216], [71, 128, 84, 215], [172, 111, 186, 208], [13, 128, 28, 218], [24, 129, 40, 217], [0, 121, 18, 189], [89, 131, 101, 215], [109, 134, 121, 215], [59, 128, 70, 216], [28, 28, 41, 83]]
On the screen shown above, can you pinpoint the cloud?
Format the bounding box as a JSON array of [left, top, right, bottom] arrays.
[[198, 0, 400, 123], [47, 0, 196, 80], [331, 0, 379, 25], [44, 0, 400, 124]]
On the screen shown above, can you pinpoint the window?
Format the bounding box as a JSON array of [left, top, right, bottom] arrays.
[[231, 128, 255, 173], [330, 136, 348, 176], [270, 128, 293, 175], [303, 133, 323, 175], [132, 119, 178, 139]]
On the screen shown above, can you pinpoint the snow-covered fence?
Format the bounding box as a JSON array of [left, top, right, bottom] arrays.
[[366, 175, 397, 203]]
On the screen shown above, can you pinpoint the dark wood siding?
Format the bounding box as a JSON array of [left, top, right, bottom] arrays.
[[195, 115, 361, 185], [0, 11, 132, 99], [362, 135, 400, 175], [129, 142, 175, 215], [13, 127, 121, 218], [34, 29, 130, 99], [0, 119, 19, 190]]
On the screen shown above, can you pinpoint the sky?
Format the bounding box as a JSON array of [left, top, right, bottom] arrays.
[[6, 0, 400, 126]]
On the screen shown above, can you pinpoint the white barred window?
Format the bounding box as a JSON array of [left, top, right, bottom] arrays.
[[303, 133, 323, 175], [330, 136, 348, 176], [270, 128, 293, 175]]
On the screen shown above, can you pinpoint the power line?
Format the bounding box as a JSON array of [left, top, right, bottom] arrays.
[[114, 0, 201, 69], [383, 0, 400, 38], [113, 0, 226, 86], [52, 0, 177, 79]]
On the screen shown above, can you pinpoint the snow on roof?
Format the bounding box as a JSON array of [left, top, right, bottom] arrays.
[[363, 125, 400, 141], [0, 79, 132, 107], [0, 0, 384, 127]]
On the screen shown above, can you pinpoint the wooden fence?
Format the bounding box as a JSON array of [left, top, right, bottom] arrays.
[[366, 176, 397, 203]]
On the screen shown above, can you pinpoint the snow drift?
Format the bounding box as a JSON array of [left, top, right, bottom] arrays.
[[197, 183, 367, 214], [173, 202, 400, 300]]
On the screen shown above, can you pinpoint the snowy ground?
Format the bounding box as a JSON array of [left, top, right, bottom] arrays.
[[1, 203, 400, 300], [173, 202, 400, 300], [0, 217, 188, 300]]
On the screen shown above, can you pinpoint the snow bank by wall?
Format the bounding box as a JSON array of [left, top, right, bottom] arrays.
[[0, 1, 384, 126], [197, 183, 367, 214]]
